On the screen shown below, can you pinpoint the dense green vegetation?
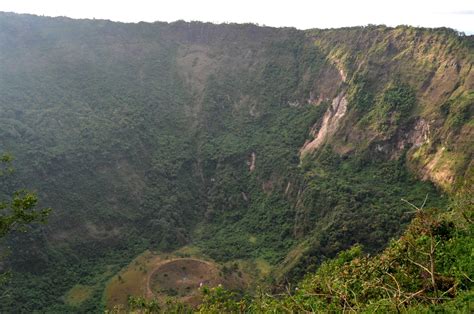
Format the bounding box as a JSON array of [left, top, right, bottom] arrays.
[[198, 183, 473, 313], [0, 13, 472, 312]]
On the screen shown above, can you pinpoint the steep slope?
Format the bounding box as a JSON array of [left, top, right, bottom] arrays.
[[0, 13, 472, 312], [277, 26, 473, 280], [307, 26, 473, 191]]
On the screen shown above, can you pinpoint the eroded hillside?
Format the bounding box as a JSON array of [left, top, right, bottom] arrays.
[[0, 13, 472, 312]]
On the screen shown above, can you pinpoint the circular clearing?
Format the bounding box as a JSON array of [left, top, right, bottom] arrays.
[[149, 258, 219, 297]]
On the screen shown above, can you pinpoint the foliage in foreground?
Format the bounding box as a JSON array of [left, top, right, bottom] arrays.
[[0, 154, 51, 238], [113, 185, 472, 313], [0, 154, 51, 283], [196, 191, 473, 313], [0, 14, 471, 312]]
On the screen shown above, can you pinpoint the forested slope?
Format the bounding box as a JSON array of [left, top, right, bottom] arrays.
[[0, 13, 472, 312]]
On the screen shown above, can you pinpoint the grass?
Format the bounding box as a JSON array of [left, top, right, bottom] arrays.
[[103, 248, 250, 310], [254, 258, 272, 277], [64, 284, 94, 306], [104, 250, 158, 309]]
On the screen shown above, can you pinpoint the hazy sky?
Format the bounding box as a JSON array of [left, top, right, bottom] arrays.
[[1, 0, 473, 34]]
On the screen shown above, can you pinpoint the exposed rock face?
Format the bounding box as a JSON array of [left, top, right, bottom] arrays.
[[366, 118, 431, 158], [405, 119, 431, 149], [420, 147, 456, 188], [300, 27, 473, 191], [248, 152, 256, 172], [0, 15, 472, 312], [307, 62, 344, 105], [300, 92, 348, 157]]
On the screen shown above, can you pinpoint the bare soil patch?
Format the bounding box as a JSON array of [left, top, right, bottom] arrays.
[[105, 250, 248, 310]]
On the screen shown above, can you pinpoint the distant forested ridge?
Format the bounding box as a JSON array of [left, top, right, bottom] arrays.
[[0, 12, 472, 312]]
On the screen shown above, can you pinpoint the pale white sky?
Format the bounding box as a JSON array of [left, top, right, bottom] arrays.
[[1, 0, 473, 34]]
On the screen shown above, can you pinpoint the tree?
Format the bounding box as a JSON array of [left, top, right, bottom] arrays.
[[0, 153, 51, 281]]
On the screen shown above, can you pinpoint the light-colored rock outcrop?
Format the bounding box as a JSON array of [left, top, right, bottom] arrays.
[[300, 92, 348, 157]]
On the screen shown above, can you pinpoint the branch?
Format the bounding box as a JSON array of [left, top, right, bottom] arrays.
[[462, 272, 474, 283], [439, 283, 458, 298], [398, 288, 425, 306], [385, 272, 402, 297], [401, 194, 429, 213], [401, 198, 421, 212], [420, 194, 429, 211], [406, 258, 432, 275]]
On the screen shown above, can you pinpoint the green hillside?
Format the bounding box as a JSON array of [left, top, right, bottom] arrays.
[[0, 13, 472, 312]]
